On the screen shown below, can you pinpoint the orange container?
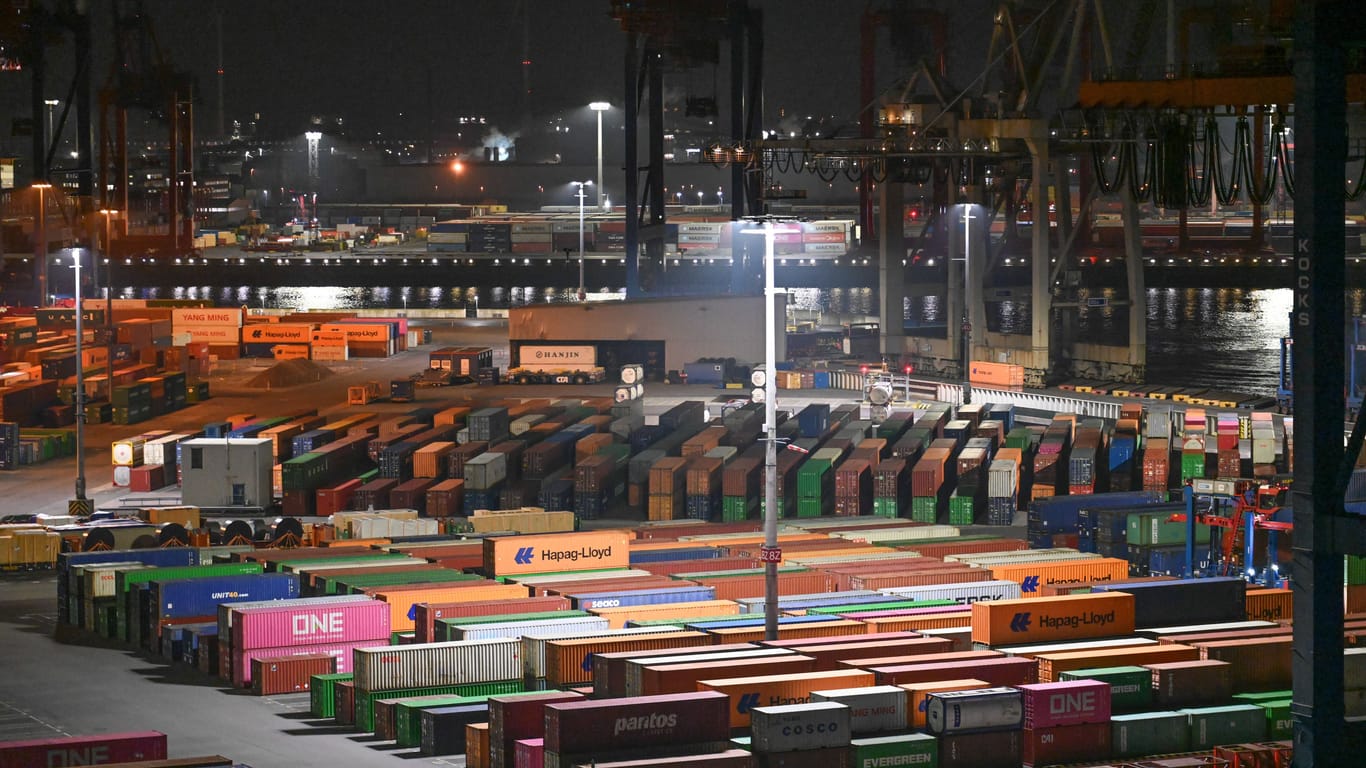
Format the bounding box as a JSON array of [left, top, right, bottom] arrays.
[[589, 600, 741, 630], [575, 433, 614, 463], [848, 568, 991, 591], [482, 530, 631, 577], [688, 571, 836, 601], [1349, 585, 1366, 614], [413, 441, 457, 478], [636, 655, 818, 697], [1035, 643, 1200, 683], [900, 679, 993, 728], [433, 406, 470, 427], [757, 631, 919, 649], [698, 669, 877, 728], [793, 637, 954, 672], [859, 613, 974, 632], [837, 650, 1003, 671], [1196, 636, 1293, 692], [1246, 588, 1292, 622], [868, 656, 1037, 687], [971, 592, 1136, 646], [544, 631, 711, 688], [704, 619, 867, 645], [466, 722, 490, 768], [680, 426, 726, 457], [371, 582, 530, 632], [968, 361, 1025, 387], [987, 558, 1131, 598]]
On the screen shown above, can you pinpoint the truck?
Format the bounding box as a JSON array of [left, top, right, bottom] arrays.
[[424, 346, 493, 385], [507, 343, 606, 385]]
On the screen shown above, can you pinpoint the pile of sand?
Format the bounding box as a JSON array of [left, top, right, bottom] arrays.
[[247, 358, 336, 389]]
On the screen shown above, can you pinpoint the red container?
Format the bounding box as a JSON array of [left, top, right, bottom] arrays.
[[1197, 636, 1293, 692], [390, 477, 438, 513], [634, 557, 759, 577], [317, 478, 363, 516], [1149, 659, 1234, 707], [335, 680, 356, 725], [544, 692, 731, 755], [759, 631, 920, 649], [128, 464, 166, 492], [426, 478, 466, 517], [940, 729, 1022, 768], [447, 441, 489, 478], [795, 637, 953, 672], [514, 738, 544, 768], [231, 599, 392, 650], [351, 477, 398, 510], [231, 639, 388, 687], [1018, 679, 1111, 728], [869, 656, 1037, 687], [592, 643, 762, 699], [413, 596, 571, 643], [0, 732, 168, 768], [490, 691, 584, 768], [689, 571, 835, 600], [1022, 722, 1112, 766], [251, 652, 336, 695], [847, 568, 990, 591]]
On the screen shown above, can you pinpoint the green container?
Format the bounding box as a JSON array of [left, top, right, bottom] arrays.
[[389, 631, 414, 645], [948, 493, 976, 525], [872, 497, 900, 519], [910, 496, 938, 523], [796, 460, 833, 499], [354, 679, 523, 732], [729, 736, 752, 751], [310, 673, 354, 718], [722, 496, 755, 522], [334, 570, 480, 595], [851, 733, 938, 768], [394, 690, 546, 748], [1127, 510, 1211, 546], [437, 610, 592, 642], [796, 497, 827, 518], [1232, 690, 1292, 704], [1184, 704, 1266, 748], [1347, 556, 1366, 586], [1111, 711, 1191, 758], [1005, 426, 1037, 451], [805, 599, 955, 616], [1060, 666, 1152, 712], [1258, 700, 1293, 739], [92, 598, 116, 638], [1180, 452, 1206, 482]]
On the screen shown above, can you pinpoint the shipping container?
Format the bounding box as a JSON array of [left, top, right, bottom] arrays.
[[897, 679, 992, 729], [987, 557, 1130, 597], [543, 691, 731, 755], [1022, 721, 1112, 766], [413, 596, 572, 644], [1196, 636, 1293, 692], [698, 669, 876, 729], [483, 531, 632, 578], [0, 732, 168, 768], [543, 631, 711, 688], [489, 691, 585, 768], [1094, 576, 1247, 628], [868, 656, 1037, 688], [810, 685, 906, 734], [352, 637, 522, 692], [1110, 710, 1191, 757], [1148, 659, 1233, 707], [970, 591, 1135, 646], [750, 701, 852, 752], [924, 686, 1023, 735], [230, 599, 391, 650], [1035, 643, 1200, 683], [1058, 665, 1153, 712], [1017, 679, 1111, 728], [251, 653, 336, 695], [938, 729, 1022, 768], [232, 638, 389, 687], [849, 733, 937, 768]]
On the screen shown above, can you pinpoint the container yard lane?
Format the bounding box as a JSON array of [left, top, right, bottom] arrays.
[[0, 576, 458, 766]]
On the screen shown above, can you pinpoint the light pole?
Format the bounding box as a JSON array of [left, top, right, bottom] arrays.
[[44, 98, 58, 153], [33, 182, 52, 307], [71, 250, 88, 510], [742, 218, 797, 641], [589, 102, 610, 210], [99, 209, 119, 394], [573, 180, 593, 301], [960, 205, 977, 405]]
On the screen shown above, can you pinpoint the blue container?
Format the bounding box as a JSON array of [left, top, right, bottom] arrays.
[[1110, 436, 1136, 472], [1029, 490, 1169, 535], [229, 417, 286, 439], [202, 420, 232, 438], [987, 403, 1015, 432], [537, 477, 574, 512], [570, 586, 717, 611], [292, 428, 337, 455], [797, 403, 831, 439], [629, 425, 667, 453], [628, 547, 721, 565], [241, 343, 277, 359], [813, 371, 831, 389], [152, 573, 300, 620], [1094, 577, 1245, 628], [683, 361, 726, 385]]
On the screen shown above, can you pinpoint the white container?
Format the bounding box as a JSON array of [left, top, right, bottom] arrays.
[[749, 701, 852, 752], [620, 364, 644, 385], [521, 626, 676, 682], [112, 465, 132, 487], [810, 685, 907, 734], [924, 687, 1023, 736], [452, 616, 609, 642], [510, 414, 548, 436], [876, 580, 1024, 605], [987, 459, 1018, 497], [947, 550, 1091, 567], [834, 525, 960, 543], [614, 384, 643, 403], [351, 637, 522, 692], [463, 452, 508, 490]]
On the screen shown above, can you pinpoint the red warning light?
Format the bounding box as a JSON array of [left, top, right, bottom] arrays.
[[860, 365, 869, 375], [904, 364, 913, 374]]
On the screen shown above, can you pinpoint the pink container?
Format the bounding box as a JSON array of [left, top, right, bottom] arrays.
[[514, 738, 544, 768], [231, 639, 389, 687], [1018, 679, 1112, 728], [231, 599, 391, 651]]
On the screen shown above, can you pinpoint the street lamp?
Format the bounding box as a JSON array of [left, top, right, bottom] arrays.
[[573, 180, 593, 301], [33, 182, 52, 307], [589, 102, 610, 210], [44, 98, 58, 151], [741, 218, 799, 641], [98, 209, 119, 395], [958, 204, 979, 405], [70, 250, 88, 510]]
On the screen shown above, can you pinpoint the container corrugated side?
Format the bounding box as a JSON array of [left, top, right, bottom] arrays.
[[1195, 636, 1293, 692], [453, 616, 610, 642], [704, 618, 868, 645], [987, 558, 1130, 598], [543, 691, 731, 754], [1111, 711, 1191, 758], [810, 684, 906, 734], [0, 732, 168, 768], [970, 591, 1136, 646], [868, 656, 1037, 688], [1018, 679, 1112, 728], [698, 669, 876, 729], [850, 733, 938, 768], [373, 582, 531, 632], [877, 579, 1022, 604], [749, 701, 852, 752], [594, 643, 778, 698], [589, 599, 741, 629], [522, 626, 682, 682], [543, 631, 711, 688], [232, 599, 391, 650], [232, 638, 388, 687], [898, 679, 992, 729], [1035, 643, 1200, 682], [414, 596, 573, 643], [489, 691, 584, 768], [352, 638, 522, 692]]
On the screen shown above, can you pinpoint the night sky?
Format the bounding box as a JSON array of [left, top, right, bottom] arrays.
[[141, 0, 868, 136]]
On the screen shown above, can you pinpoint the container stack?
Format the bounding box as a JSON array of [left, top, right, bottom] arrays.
[[227, 599, 392, 688], [1018, 680, 1113, 766], [949, 443, 988, 525], [748, 701, 852, 768], [1067, 421, 1105, 495], [464, 452, 508, 513], [1216, 413, 1241, 477], [1111, 404, 1142, 491], [1251, 412, 1277, 478], [541, 692, 732, 768], [910, 445, 952, 523], [796, 447, 838, 518], [648, 457, 688, 521], [685, 454, 725, 521], [720, 456, 760, 522], [872, 457, 908, 518], [1180, 408, 1208, 483], [1142, 438, 1170, 493], [576, 448, 628, 520], [924, 687, 1025, 768], [986, 449, 1020, 526], [1031, 417, 1072, 500], [833, 457, 872, 516]]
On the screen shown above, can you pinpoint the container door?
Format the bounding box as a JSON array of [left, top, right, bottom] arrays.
[[231, 483, 246, 506]]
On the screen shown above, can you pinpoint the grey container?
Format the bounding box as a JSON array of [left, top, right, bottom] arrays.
[[463, 452, 509, 490], [351, 638, 522, 692], [810, 685, 907, 734], [749, 701, 852, 752], [925, 687, 1023, 736]]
